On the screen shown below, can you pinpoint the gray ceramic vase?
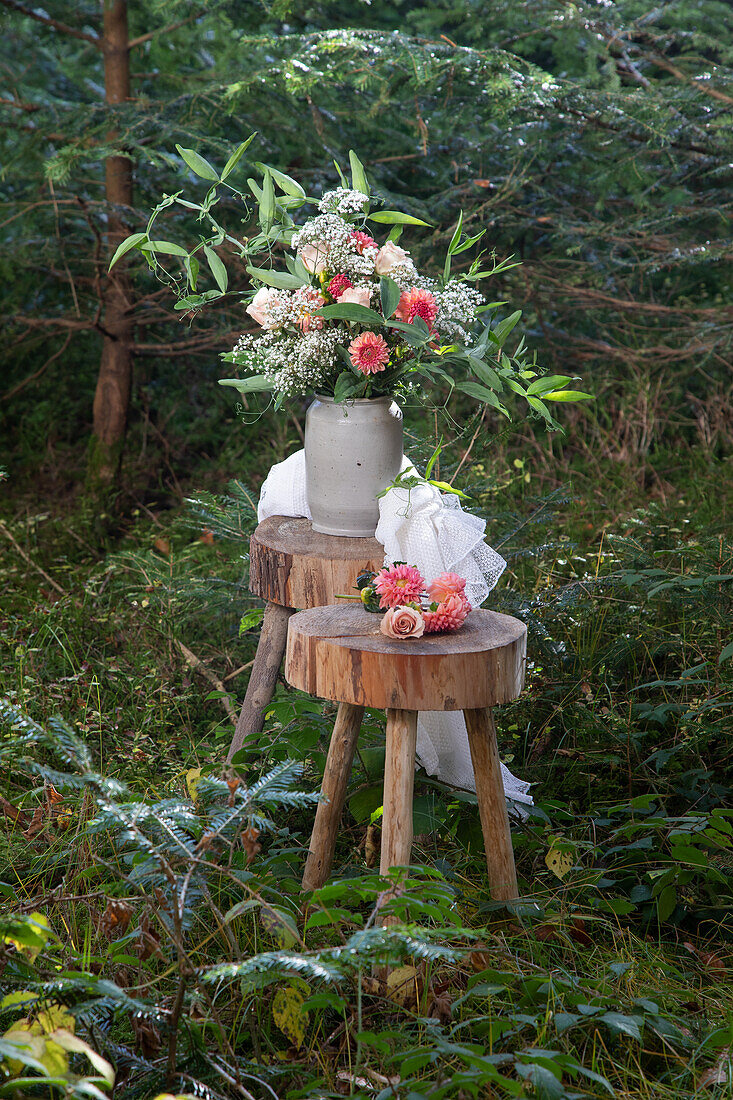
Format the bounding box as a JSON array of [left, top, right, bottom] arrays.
[[305, 394, 404, 537]]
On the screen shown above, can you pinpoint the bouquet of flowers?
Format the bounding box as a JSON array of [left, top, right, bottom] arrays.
[[352, 563, 472, 639], [222, 180, 493, 407], [113, 138, 591, 425]]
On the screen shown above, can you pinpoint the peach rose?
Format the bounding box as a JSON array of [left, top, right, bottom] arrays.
[[339, 286, 372, 308], [298, 242, 329, 274], [380, 605, 426, 640], [374, 241, 411, 275], [245, 286, 281, 328]]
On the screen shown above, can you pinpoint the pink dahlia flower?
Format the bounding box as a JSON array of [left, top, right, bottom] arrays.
[[396, 287, 439, 329], [327, 273, 354, 300], [380, 605, 425, 640], [428, 571, 467, 604], [374, 563, 426, 609], [348, 331, 390, 375], [424, 593, 471, 634], [351, 230, 377, 254]]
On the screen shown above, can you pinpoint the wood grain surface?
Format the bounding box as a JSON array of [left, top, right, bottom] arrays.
[[285, 605, 526, 711], [249, 516, 384, 607]]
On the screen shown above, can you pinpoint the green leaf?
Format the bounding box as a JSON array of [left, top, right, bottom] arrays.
[[185, 253, 199, 291], [718, 641, 733, 664], [220, 134, 257, 181], [254, 162, 306, 199], [204, 245, 228, 292], [259, 169, 275, 230], [492, 309, 522, 347], [246, 264, 304, 289], [108, 231, 147, 271], [425, 442, 442, 479], [316, 303, 385, 325], [456, 381, 502, 407], [387, 318, 431, 345], [447, 211, 464, 255], [369, 210, 430, 226], [175, 144, 219, 182], [542, 390, 594, 401], [444, 212, 463, 281], [140, 239, 189, 257], [600, 1012, 643, 1041], [218, 376, 273, 394], [173, 290, 221, 310], [526, 375, 575, 396], [334, 370, 364, 402], [348, 150, 370, 196], [656, 884, 677, 922], [380, 276, 401, 319], [468, 356, 502, 389], [332, 159, 348, 187], [239, 608, 264, 635]]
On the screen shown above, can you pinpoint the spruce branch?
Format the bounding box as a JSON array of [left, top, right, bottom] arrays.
[[0, 0, 101, 47]]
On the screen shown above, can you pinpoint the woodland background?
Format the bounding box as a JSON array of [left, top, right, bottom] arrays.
[[0, 2, 732, 1098]]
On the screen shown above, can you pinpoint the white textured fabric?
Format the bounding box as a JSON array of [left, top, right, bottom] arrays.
[[258, 448, 532, 811]]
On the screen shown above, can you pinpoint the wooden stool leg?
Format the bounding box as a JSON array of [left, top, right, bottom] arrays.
[[464, 707, 519, 901], [302, 702, 364, 892], [227, 603, 294, 764], [380, 709, 418, 874]]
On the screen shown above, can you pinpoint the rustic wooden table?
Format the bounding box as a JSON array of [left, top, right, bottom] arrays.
[[284, 605, 528, 903], [227, 516, 384, 763]]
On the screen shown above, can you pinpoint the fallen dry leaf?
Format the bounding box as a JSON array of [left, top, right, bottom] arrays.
[[697, 1046, 732, 1089], [365, 822, 380, 868], [99, 899, 133, 939], [386, 965, 420, 1009], [241, 825, 261, 864]]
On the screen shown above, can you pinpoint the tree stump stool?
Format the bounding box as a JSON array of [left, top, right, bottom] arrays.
[[284, 605, 527, 903], [227, 516, 384, 763]]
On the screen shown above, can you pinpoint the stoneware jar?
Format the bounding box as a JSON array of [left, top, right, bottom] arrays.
[[305, 395, 403, 537]]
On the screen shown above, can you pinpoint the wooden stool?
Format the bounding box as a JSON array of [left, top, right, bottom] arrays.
[[284, 605, 527, 901], [227, 517, 384, 763]]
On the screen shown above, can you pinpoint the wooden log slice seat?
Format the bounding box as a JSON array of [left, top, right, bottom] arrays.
[[284, 605, 527, 902], [227, 516, 384, 763]]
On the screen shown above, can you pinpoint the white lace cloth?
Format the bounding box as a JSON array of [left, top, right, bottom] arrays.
[[258, 449, 532, 811]]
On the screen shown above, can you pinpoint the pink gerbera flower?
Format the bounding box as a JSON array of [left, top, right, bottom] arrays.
[[348, 331, 390, 375], [395, 287, 439, 329], [423, 593, 471, 633], [327, 273, 354, 300], [374, 563, 426, 609], [428, 572, 467, 603], [351, 230, 377, 254]]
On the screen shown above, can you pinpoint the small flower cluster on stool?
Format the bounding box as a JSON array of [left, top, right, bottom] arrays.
[[354, 563, 472, 638]]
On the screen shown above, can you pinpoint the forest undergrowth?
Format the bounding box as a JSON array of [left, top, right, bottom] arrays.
[[0, 403, 732, 1099]]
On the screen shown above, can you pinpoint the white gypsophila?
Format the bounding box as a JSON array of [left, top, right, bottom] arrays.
[[386, 258, 420, 290], [291, 213, 352, 252], [318, 188, 369, 217], [230, 327, 343, 398], [436, 280, 484, 343], [265, 286, 324, 329], [326, 242, 378, 279]]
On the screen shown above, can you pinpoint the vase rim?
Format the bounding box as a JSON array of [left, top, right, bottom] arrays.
[[313, 393, 394, 405]]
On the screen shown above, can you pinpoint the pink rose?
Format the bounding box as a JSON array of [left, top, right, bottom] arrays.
[[380, 605, 426, 640], [339, 286, 372, 308], [374, 241, 411, 275], [298, 242, 329, 274], [245, 286, 281, 328]]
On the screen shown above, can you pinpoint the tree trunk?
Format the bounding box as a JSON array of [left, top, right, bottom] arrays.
[[89, 0, 133, 488]]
